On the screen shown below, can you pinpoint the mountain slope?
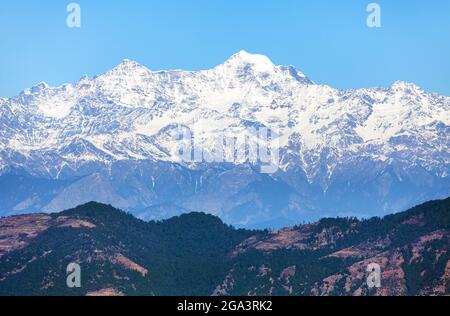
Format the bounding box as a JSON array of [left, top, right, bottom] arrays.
[[0, 51, 449, 226], [0, 202, 253, 295], [224, 198, 450, 296], [0, 198, 448, 296]]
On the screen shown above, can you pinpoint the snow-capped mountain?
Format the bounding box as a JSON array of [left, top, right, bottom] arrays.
[[0, 51, 449, 227]]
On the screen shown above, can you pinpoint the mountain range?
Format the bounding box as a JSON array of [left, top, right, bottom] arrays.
[[0, 198, 448, 296], [0, 51, 449, 227]]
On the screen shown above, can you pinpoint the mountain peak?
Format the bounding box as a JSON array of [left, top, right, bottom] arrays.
[[221, 51, 313, 83], [34, 81, 49, 89], [59, 201, 127, 219], [110, 59, 150, 73], [223, 50, 275, 72], [390, 80, 422, 92], [20, 82, 50, 95]]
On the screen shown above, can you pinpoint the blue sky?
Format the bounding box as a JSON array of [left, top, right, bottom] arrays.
[[0, 0, 449, 97]]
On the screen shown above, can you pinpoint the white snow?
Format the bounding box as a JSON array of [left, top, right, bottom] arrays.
[[0, 51, 449, 181]]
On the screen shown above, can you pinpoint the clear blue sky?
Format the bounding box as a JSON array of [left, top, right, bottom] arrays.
[[0, 0, 449, 97]]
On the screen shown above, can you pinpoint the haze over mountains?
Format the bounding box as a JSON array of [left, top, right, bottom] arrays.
[[0, 51, 449, 227]]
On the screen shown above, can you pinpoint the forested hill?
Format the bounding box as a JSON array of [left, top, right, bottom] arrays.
[[0, 198, 448, 296]]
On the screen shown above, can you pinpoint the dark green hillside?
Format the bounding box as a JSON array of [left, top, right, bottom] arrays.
[[0, 202, 254, 296], [0, 198, 448, 296], [222, 198, 450, 296]]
